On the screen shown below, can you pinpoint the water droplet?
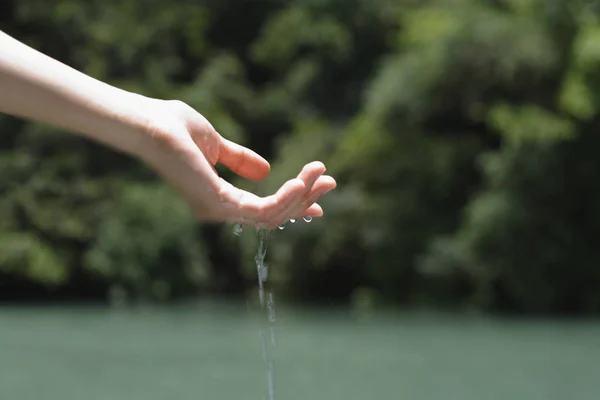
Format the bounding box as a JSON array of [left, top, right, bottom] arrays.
[[233, 224, 243, 236], [303, 216, 312, 223], [278, 225, 285, 230], [290, 219, 296, 223]]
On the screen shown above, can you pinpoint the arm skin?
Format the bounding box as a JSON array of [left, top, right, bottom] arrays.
[[0, 30, 336, 228], [0, 30, 147, 156]]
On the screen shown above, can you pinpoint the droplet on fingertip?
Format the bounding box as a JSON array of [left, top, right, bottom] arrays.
[[303, 216, 312, 223], [290, 219, 296, 223]]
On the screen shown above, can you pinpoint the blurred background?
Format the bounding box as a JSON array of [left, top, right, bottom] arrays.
[[2, 0, 600, 399]]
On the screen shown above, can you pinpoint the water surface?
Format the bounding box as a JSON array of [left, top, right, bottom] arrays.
[[1, 304, 599, 400]]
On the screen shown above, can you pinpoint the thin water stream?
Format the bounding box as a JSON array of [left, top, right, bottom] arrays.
[[255, 228, 276, 400], [233, 218, 311, 400]]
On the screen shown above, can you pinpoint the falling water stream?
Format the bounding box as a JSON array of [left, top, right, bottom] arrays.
[[233, 218, 311, 400], [254, 228, 276, 400]]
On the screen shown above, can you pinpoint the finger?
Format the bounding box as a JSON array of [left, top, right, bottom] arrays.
[[288, 175, 336, 219], [308, 175, 337, 201], [218, 138, 270, 181], [217, 177, 305, 225], [268, 162, 326, 225], [300, 203, 323, 218], [260, 178, 307, 226], [280, 162, 325, 213]]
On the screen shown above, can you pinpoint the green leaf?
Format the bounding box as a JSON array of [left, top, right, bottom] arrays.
[[487, 103, 575, 144], [0, 232, 68, 285], [558, 70, 596, 119]]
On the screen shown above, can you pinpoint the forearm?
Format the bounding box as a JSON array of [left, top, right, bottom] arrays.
[[0, 30, 148, 156]]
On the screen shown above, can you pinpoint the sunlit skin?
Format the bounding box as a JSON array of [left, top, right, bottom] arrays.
[[0, 31, 337, 230]]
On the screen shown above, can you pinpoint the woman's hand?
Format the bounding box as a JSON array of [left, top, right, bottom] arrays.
[[137, 99, 337, 229], [0, 30, 336, 229]]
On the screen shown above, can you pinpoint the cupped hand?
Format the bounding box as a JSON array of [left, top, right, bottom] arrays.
[[137, 98, 336, 229]]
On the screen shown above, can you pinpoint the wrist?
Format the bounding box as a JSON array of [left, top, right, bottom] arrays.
[[74, 89, 169, 161], [119, 96, 191, 167], [97, 90, 157, 158]]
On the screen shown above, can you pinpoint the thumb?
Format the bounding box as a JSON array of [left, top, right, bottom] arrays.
[[218, 137, 270, 181]]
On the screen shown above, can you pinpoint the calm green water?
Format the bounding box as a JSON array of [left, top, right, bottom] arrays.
[[1, 303, 599, 400]]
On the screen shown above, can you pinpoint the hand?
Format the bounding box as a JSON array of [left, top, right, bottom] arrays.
[[137, 98, 337, 229], [0, 30, 333, 224]]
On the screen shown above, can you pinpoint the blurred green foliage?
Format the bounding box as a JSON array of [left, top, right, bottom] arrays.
[[2, 0, 600, 314]]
